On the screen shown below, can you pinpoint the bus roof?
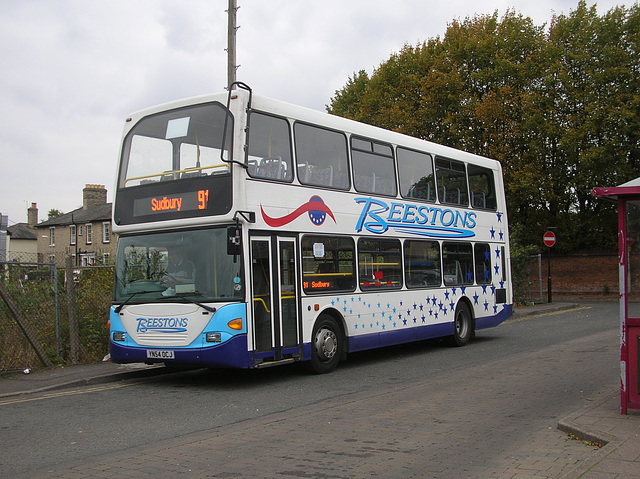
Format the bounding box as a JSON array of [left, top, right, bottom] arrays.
[[123, 88, 502, 173]]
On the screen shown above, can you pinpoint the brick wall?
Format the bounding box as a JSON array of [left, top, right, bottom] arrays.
[[526, 251, 640, 299]]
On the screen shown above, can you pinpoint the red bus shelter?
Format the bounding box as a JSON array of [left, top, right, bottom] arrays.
[[593, 178, 640, 414]]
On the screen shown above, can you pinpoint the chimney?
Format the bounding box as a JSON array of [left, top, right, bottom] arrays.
[[28, 203, 38, 228], [83, 184, 107, 210]]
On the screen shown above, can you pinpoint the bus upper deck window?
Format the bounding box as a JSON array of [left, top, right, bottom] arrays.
[[468, 165, 497, 210], [247, 112, 293, 182]]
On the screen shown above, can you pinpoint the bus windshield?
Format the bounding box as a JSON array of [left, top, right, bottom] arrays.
[[119, 102, 233, 188], [114, 227, 243, 303]]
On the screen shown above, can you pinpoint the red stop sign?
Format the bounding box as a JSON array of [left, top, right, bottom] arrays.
[[543, 231, 556, 247]]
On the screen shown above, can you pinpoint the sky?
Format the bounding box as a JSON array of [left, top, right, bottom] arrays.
[[0, 0, 626, 225]]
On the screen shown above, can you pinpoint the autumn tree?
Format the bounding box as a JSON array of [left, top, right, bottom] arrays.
[[328, 1, 640, 252]]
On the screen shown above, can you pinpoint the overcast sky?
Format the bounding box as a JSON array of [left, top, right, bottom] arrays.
[[0, 0, 625, 225]]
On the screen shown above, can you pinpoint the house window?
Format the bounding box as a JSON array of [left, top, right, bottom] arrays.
[[81, 252, 96, 266], [86, 224, 92, 245], [49, 227, 55, 247], [70, 225, 77, 245], [78, 225, 83, 236], [102, 253, 110, 264], [102, 222, 110, 243]]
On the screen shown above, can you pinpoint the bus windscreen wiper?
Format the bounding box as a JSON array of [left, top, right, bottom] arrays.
[[173, 292, 217, 313]]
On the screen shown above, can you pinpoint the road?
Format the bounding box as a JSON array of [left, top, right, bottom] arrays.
[[0, 302, 619, 478]]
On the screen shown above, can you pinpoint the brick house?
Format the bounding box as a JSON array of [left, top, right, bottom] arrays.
[[36, 185, 117, 266]]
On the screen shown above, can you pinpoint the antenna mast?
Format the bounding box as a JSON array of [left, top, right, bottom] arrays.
[[227, 0, 239, 89]]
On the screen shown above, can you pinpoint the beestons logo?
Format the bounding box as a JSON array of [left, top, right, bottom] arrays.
[[136, 317, 188, 333], [261, 196, 336, 227], [355, 197, 476, 238]]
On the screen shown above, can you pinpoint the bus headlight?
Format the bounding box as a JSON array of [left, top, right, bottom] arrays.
[[112, 332, 126, 342], [206, 332, 222, 343]]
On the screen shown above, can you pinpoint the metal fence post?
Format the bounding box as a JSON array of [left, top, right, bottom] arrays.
[[52, 258, 62, 358], [66, 256, 79, 364]]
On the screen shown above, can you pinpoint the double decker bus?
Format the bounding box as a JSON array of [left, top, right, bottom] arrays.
[[109, 83, 512, 373]]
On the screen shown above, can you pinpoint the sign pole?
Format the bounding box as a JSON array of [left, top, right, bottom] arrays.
[[547, 246, 552, 303], [543, 229, 556, 303]]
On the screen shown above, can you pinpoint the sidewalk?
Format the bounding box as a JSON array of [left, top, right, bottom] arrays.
[[0, 361, 169, 398], [1, 301, 638, 478]]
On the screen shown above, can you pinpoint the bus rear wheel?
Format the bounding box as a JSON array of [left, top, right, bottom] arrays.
[[309, 315, 343, 374], [449, 302, 473, 347]]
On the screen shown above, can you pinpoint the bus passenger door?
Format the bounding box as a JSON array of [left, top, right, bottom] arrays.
[[250, 236, 300, 365]]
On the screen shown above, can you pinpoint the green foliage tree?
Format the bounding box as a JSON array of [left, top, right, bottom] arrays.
[[328, 1, 640, 252], [47, 208, 64, 219]]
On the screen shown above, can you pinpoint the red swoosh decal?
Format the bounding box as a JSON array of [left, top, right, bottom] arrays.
[[261, 200, 336, 227]]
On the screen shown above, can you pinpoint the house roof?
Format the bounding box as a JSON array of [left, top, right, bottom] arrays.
[[7, 223, 37, 240], [36, 203, 112, 227]]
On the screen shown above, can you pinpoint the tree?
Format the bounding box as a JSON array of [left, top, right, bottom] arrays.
[[47, 209, 64, 219], [327, 2, 640, 252]]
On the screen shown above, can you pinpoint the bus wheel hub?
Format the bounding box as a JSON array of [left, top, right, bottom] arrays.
[[315, 328, 337, 361]]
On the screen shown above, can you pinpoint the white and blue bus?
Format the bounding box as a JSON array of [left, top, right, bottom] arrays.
[[109, 83, 512, 373]]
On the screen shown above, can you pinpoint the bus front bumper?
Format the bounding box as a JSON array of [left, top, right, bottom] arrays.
[[110, 334, 252, 369]]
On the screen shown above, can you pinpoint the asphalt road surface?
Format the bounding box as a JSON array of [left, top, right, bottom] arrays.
[[0, 302, 619, 478]]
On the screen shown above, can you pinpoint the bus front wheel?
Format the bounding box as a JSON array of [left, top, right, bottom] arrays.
[[449, 302, 473, 347], [309, 315, 343, 374]]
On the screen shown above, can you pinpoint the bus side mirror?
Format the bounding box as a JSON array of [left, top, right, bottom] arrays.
[[227, 226, 242, 256]]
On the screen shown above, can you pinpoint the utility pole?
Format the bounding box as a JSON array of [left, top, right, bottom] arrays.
[[227, 0, 239, 89]]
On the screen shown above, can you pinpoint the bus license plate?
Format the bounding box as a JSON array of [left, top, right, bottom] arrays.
[[146, 350, 175, 360]]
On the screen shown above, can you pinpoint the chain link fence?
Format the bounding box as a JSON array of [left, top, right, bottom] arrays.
[[0, 252, 113, 372]]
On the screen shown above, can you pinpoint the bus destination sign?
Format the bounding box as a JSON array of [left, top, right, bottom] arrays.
[[133, 189, 210, 217]]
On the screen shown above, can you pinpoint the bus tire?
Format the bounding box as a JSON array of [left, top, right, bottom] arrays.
[[449, 301, 473, 347], [309, 315, 343, 374]]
